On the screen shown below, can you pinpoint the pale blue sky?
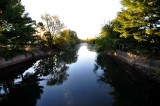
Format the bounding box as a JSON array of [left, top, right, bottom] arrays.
[[22, 0, 122, 39]]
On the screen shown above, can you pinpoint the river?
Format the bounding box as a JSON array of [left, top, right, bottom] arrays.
[[0, 43, 160, 106]]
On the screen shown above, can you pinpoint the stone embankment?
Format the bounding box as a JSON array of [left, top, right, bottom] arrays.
[[0, 51, 55, 69], [108, 50, 160, 82]]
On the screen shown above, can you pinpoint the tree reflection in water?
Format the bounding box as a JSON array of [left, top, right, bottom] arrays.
[[87, 44, 96, 52], [0, 72, 44, 106], [0, 46, 78, 106], [94, 53, 160, 106], [34, 47, 78, 86]]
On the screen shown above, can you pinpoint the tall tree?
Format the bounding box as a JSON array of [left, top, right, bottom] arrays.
[[95, 20, 120, 52], [114, 0, 160, 49], [41, 14, 65, 50], [0, 0, 35, 49]]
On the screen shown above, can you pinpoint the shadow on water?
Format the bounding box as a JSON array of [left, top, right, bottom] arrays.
[[94, 53, 160, 106], [0, 69, 44, 106], [0, 46, 79, 106]]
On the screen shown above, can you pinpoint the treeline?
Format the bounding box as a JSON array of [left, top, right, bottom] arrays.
[[88, 0, 160, 57], [0, 0, 80, 59]]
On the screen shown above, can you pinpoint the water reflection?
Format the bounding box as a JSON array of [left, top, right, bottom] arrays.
[[94, 53, 160, 106], [0, 46, 78, 106], [0, 71, 44, 106], [34, 55, 69, 86], [34, 47, 78, 86], [1, 43, 160, 106]]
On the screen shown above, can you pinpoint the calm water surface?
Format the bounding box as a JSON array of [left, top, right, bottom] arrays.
[[0, 43, 160, 106]]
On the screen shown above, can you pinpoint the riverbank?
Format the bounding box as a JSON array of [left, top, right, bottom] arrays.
[[107, 50, 160, 83], [0, 51, 56, 69]]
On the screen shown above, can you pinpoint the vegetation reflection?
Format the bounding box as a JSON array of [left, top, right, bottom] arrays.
[[0, 46, 78, 105], [94, 53, 160, 106], [34, 47, 78, 86], [0, 69, 44, 106]]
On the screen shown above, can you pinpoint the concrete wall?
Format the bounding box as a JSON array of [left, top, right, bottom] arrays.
[[0, 51, 50, 69], [108, 50, 160, 82]]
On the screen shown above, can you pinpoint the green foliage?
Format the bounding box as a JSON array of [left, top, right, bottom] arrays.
[[114, 0, 160, 48], [86, 38, 95, 44], [40, 14, 65, 50], [92, 0, 160, 56], [54, 29, 80, 51], [95, 20, 120, 52], [0, 0, 36, 50], [36, 19, 79, 51], [0, 49, 24, 60]]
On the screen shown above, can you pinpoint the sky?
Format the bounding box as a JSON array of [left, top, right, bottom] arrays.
[[21, 0, 122, 39]]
